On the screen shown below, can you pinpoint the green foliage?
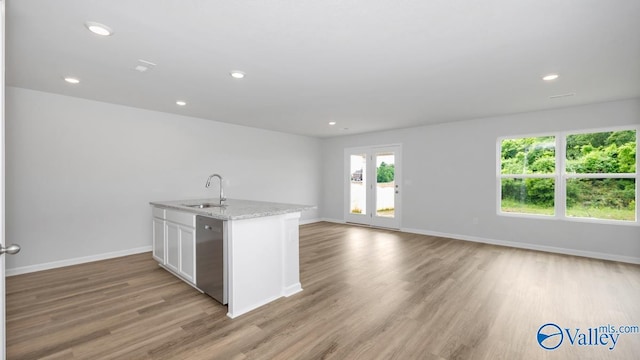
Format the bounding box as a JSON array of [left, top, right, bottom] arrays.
[[565, 130, 636, 173], [530, 157, 555, 173], [616, 142, 636, 173], [501, 178, 554, 206], [501, 199, 554, 215], [566, 142, 636, 174], [377, 162, 395, 183], [502, 199, 635, 221], [501, 130, 637, 216], [566, 179, 635, 209], [566, 206, 635, 221], [500, 136, 555, 174], [607, 130, 636, 146], [566, 132, 610, 159]]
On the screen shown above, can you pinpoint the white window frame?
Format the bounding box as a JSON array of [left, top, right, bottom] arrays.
[[497, 126, 639, 226]]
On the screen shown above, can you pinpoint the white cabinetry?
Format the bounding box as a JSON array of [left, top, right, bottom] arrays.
[[165, 222, 180, 273], [151, 206, 196, 284], [179, 227, 195, 281], [166, 222, 195, 282], [152, 207, 166, 263]]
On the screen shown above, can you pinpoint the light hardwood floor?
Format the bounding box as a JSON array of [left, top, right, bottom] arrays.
[[6, 222, 640, 359]]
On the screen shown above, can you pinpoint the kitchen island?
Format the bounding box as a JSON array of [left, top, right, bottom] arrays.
[[150, 198, 315, 318]]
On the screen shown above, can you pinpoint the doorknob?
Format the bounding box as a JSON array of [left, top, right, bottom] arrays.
[[0, 244, 21, 255]]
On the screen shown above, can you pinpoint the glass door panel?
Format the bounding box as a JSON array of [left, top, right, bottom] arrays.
[[349, 154, 367, 215], [345, 146, 401, 228], [375, 152, 395, 218]]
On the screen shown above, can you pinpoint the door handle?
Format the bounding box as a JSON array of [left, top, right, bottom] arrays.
[[0, 243, 21, 255]]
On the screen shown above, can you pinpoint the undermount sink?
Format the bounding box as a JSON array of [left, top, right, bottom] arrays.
[[183, 203, 226, 209]]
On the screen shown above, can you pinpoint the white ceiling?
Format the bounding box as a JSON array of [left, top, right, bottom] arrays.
[[6, 0, 640, 138]]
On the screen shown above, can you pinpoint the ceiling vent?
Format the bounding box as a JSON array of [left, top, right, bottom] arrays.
[[549, 93, 575, 99], [135, 59, 157, 73]]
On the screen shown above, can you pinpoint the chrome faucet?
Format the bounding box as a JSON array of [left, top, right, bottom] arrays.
[[205, 173, 226, 204]]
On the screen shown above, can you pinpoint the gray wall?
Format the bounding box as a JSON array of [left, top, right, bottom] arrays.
[[321, 98, 640, 262], [6, 86, 640, 272], [5, 87, 322, 272]]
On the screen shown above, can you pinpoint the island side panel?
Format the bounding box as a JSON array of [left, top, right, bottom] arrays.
[[282, 212, 302, 296], [227, 215, 285, 318]]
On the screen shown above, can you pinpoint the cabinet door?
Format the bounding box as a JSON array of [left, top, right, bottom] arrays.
[[166, 222, 180, 273], [179, 226, 196, 283], [152, 218, 165, 263]]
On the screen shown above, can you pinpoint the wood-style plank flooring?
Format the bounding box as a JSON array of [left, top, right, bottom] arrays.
[[6, 222, 640, 359]]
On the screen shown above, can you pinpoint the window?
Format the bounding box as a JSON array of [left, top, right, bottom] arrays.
[[565, 130, 636, 221], [500, 136, 556, 216], [498, 128, 637, 224]]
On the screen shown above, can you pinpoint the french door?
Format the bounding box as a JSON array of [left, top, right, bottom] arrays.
[[344, 145, 401, 229]]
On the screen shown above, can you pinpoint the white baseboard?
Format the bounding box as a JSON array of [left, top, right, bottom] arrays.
[[283, 283, 303, 297], [319, 218, 346, 224], [300, 218, 346, 225], [5, 246, 153, 276], [401, 227, 640, 265], [227, 293, 282, 319]]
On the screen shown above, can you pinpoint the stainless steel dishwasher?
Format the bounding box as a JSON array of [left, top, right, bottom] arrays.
[[195, 215, 227, 304]]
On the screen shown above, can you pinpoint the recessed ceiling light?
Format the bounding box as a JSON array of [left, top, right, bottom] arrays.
[[64, 77, 80, 84], [542, 74, 559, 81], [176, 101, 187, 106], [85, 21, 113, 36], [329, 121, 336, 126], [230, 71, 245, 79]]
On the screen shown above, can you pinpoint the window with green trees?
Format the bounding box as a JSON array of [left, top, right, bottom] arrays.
[[500, 136, 556, 216], [499, 128, 637, 223]]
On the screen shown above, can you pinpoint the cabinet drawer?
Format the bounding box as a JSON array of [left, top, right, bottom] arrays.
[[166, 209, 196, 227], [152, 207, 166, 219]]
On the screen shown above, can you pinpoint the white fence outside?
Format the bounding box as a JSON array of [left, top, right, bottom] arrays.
[[350, 181, 395, 214]]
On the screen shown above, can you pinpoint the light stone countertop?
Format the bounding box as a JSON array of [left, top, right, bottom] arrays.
[[149, 198, 316, 221]]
